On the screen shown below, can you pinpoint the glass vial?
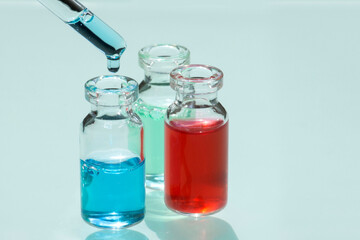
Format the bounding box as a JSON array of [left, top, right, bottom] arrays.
[[164, 65, 229, 216], [135, 44, 190, 190], [80, 75, 145, 228]]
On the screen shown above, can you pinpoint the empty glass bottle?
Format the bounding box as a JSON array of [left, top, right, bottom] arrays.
[[165, 64, 228, 216], [80, 75, 145, 228], [134, 44, 190, 190]]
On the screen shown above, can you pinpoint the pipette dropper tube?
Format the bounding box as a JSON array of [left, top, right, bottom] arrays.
[[38, 0, 86, 22], [38, 0, 126, 72]]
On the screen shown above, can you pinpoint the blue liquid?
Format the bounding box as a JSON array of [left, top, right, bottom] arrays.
[[81, 153, 145, 229], [68, 9, 126, 72]]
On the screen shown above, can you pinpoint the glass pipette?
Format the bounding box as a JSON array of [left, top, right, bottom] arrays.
[[38, 0, 126, 72]]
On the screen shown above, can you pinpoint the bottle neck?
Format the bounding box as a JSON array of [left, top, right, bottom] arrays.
[[144, 71, 171, 85], [175, 91, 218, 105], [91, 104, 131, 117]]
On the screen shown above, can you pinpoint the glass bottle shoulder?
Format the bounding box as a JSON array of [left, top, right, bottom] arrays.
[[81, 110, 142, 132], [166, 100, 228, 128], [134, 83, 175, 121]]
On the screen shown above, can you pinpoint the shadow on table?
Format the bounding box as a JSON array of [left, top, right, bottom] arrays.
[[145, 190, 239, 240], [86, 229, 148, 240]]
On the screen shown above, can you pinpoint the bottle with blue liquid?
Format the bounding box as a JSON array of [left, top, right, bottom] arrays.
[[80, 75, 145, 229]]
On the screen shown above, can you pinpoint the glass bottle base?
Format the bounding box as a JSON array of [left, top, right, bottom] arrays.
[[164, 196, 227, 217], [165, 205, 226, 218], [81, 209, 144, 229], [145, 174, 164, 190]]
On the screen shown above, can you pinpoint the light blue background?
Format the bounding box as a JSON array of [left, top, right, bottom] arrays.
[[0, 0, 359, 239]]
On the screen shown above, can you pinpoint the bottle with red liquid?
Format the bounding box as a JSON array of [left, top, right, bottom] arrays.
[[165, 64, 228, 216]]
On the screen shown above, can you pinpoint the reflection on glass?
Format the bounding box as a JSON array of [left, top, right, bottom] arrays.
[[145, 190, 184, 221], [86, 229, 148, 240], [145, 190, 239, 240]]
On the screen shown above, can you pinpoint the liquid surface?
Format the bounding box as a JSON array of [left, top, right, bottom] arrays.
[[135, 100, 167, 189], [81, 149, 145, 228], [165, 119, 228, 215], [68, 9, 126, 72]]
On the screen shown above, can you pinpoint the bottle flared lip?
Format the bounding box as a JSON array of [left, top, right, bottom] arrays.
[[85, 75, 137, 95], [138, 44, 190, 64], [170, 64, 223, 83], [85, 75, 139, 106]]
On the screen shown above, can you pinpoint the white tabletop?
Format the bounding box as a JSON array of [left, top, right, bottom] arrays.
[[0, 0, 359, 239]]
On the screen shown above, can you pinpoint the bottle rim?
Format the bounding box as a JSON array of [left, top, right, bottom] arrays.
[[170, 64, 223, 84], [85, 75, 138, 106], [138, 44, 190, 68]]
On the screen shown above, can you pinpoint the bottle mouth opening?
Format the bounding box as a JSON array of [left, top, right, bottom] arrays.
[[139, 44, 190, 67], [85, 75, 138, 105], [85, 75, 137, 94], [170, 64, 223, 83]]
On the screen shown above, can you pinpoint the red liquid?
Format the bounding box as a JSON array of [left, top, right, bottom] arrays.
[[165, 119, 228, 215]]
